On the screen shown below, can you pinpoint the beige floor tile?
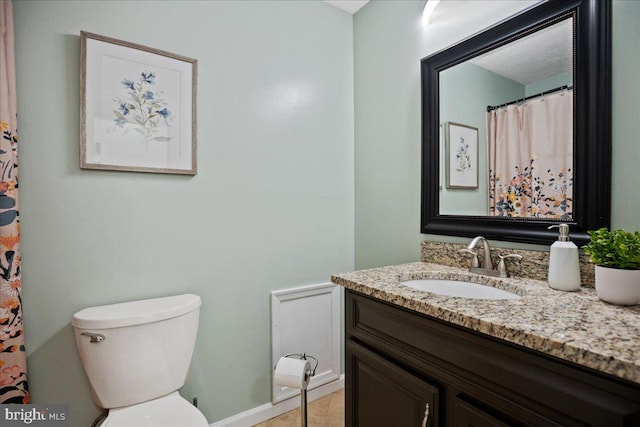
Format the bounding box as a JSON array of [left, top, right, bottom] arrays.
[[253, 389, 344, 427]]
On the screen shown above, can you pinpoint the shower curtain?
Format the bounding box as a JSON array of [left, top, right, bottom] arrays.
[[0, 0, 29, 404], [488, 90, 573, 219]]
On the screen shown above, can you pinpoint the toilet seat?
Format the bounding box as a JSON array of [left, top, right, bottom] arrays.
[[100, 391, 208, 427]]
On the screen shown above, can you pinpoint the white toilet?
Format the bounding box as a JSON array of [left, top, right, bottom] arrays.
[[72, 294, 208, 426]]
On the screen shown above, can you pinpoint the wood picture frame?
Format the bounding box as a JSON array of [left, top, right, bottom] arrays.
[[445, 122, 478, 189], [80, 31, 197, 175]]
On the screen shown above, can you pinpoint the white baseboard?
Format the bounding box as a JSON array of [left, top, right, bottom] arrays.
[[209, 375, 344, 427]]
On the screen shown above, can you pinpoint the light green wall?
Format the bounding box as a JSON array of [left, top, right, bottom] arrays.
[[525, 71, 573, 96], [14, 1, 353, 426], [611, 1, 640, 229], [353, 0, 541, 268], [354, 0, 640, 268], [440, 62, 524, 216]]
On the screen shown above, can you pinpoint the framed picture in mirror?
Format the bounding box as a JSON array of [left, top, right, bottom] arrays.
[[445, 122, 478, 189]]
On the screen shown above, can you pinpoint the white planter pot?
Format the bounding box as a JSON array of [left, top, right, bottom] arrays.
[[595, 265, 640, 306]]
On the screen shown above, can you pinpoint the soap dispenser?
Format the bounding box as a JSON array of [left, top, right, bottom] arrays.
[[547, 224, 581, 291]]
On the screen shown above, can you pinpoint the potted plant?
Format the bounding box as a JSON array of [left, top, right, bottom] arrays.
[[583, 228, 640, 305]]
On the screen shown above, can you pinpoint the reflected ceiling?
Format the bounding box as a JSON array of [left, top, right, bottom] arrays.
[[470, 18, 573, 84]]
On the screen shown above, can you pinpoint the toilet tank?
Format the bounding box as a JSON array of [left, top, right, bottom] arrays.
[[72, 294, 201, 409]]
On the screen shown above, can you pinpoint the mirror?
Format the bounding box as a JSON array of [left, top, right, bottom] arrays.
[[421, 0, 611, 246], [439, 18, 573, 218]]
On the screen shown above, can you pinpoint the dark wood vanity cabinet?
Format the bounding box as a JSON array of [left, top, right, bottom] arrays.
[[345, 290, 640, 427], [348, 340, 438, 426]]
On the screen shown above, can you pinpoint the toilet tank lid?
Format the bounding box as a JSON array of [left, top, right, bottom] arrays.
[[71, 294, 201, 329]]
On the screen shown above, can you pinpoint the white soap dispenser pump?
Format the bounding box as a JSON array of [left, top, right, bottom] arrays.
[[547, 224, 581, 291]]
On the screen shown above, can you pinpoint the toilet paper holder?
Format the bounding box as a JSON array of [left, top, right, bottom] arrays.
[[275, 353, 319, 427]]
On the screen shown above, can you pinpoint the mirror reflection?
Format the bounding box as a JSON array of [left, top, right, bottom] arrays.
[[439, 18, 573, 220]]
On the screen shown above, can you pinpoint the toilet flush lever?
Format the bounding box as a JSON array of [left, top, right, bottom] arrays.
[[81, 332, 105, 343]]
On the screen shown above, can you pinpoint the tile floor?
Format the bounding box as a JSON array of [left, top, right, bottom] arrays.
[[253, 389, 344, 427]]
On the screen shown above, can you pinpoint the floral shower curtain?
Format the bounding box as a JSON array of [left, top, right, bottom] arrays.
[[0, 0, 29, 404], [488, 90, 573, 219]]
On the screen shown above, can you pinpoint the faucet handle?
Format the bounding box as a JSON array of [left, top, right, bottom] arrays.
[[497, 254, 523, 278], [458, 248, 480, 268]]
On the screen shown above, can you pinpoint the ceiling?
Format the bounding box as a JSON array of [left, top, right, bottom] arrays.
[[323, 0, 369, 14], [323, 0, 568, 86], [469, 17, 573, 85]]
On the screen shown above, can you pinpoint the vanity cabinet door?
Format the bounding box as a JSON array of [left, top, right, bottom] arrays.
[[346, 340, 439, 427]]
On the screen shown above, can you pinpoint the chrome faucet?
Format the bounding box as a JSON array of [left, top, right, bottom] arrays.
[[466, 236, 494, 270], [458, 236, 522, 278]]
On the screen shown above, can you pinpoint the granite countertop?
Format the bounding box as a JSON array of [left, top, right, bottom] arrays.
[[332, 262, 640, 385]]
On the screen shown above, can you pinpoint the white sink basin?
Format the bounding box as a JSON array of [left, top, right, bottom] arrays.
[[400, 279, 520, 300]]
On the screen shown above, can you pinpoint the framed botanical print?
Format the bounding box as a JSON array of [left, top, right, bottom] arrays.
[[80, 31, 197, 175], [445, 122, 478, 189]]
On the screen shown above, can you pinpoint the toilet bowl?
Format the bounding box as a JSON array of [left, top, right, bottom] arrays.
[[72, 294, 208, 427], [100, 391, 206, 427]]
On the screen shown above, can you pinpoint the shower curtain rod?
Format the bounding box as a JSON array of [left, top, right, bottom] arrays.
[[486, 84, 573, 112]]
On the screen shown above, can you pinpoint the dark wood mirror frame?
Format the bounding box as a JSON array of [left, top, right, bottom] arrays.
[[421, 0, 611, 246]]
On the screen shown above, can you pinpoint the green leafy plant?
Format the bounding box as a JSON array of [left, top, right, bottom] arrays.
[[583, 228, 640, 270]]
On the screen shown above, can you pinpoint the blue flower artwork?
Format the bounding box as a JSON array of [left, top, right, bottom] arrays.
[[112, 71, 173, 143], [121, 79, 135, 90], [141, 71, 156, 84], [455, 136, 472, 172]]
